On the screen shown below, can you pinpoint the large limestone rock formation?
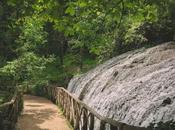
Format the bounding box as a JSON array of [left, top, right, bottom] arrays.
[[68, 42, 175, 129]]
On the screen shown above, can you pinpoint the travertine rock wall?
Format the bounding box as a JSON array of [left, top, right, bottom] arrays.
[[68, 42, 175, 129]]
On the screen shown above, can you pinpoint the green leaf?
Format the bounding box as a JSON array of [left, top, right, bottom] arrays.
[[79, 2, 87, 8], [65, 6, 75, 16]]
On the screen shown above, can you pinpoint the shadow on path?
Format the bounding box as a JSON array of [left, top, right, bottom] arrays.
[[17, 95, 71, 130]]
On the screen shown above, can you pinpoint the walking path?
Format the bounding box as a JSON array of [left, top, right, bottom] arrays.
[[17, 95, 72, 130]]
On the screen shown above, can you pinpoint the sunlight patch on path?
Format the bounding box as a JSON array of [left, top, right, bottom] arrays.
[[17, 95, 72, 130]]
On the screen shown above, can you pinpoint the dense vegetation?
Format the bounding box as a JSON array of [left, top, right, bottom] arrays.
[[0, 0, 174, 94]]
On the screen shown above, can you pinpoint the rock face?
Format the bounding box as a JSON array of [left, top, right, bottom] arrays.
[[68, 42, 175, 129]]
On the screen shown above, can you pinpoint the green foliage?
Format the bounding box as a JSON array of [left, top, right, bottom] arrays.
[[0, 52, 54, 87], [0, 0, 174, 92], [48, 0, 163, 60], [0, 91, 13, 104], [16, 16, 47, 53]]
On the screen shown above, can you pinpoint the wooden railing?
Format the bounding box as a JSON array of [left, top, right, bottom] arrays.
[[44, 86, 151, 130], [0, 91, 23, 130]]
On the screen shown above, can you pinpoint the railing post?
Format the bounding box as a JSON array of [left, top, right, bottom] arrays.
[[89, 113, 94, 130], [82, 108, 88, 130], [43, 87, 150, 130], [66, 93, 70, 121], [63, 91, 67, 115], [118, 124, 125, 130], [74, 102, 81, 130], [74, 115, 80, 130], [100, 121, 105, 130], [69, 97, 74, 126], [72, 99, 77, 128], [110, 125, 118, 130]]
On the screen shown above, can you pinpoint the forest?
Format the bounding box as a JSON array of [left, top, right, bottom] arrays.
[[0, 0, 174, 99]]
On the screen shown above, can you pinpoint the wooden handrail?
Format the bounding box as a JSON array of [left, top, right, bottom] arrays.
[[0, 93, 17, 107], [0, 91, 23, 130], [44, 86, 151, 130]]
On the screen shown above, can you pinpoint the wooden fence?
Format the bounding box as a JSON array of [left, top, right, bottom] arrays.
[[0, 91, 23, 130], [44, 86, 151, 130]]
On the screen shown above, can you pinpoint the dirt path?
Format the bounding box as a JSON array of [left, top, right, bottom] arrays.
[[17, 95, 72, 130]]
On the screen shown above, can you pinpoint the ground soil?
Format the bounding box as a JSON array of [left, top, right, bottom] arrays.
[[17, 95, 72, 130]]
